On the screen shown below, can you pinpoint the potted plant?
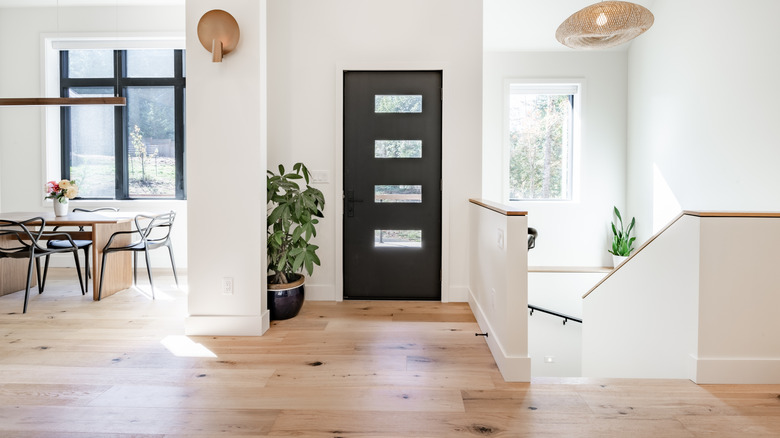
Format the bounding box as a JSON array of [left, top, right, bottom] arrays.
[[267, 163, 325, 320], [609, 206, 636, 267]]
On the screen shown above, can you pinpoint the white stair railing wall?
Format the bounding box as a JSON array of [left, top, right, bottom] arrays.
[[582, 212, 780, 384]]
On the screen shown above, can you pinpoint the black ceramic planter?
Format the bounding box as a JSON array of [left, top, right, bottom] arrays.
[[267, 274, 305, 320]]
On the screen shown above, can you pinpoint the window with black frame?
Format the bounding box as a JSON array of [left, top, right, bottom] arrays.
[[60, 49, 186, 200], [507, 83, 578, 202]]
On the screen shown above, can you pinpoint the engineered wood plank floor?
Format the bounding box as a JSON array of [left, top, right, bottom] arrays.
[[0, 269, 778, 437]]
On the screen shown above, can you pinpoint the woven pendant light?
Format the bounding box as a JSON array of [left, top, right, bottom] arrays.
[[556, 1, 654, 49]]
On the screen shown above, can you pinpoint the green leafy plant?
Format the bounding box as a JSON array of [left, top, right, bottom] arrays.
[[609, 206, 636, 257], [267, 163, 325, 285]]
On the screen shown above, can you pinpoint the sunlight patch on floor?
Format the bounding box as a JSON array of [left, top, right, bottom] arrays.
[[161, 335, 217, 358]]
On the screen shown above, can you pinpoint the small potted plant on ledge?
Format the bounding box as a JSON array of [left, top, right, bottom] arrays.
[[267, 162, 325, 320], [609, 206, 636, 268]]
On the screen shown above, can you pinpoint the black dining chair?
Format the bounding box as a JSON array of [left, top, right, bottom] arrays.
[[528, 227, 538, 251], [0, 217, 86, 313], [98, 211, 178, 300], [41, 207, 119, 292]]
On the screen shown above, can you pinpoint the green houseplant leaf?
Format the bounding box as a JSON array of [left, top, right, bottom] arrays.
[[608, 206, 636, 257], [267, 162, 325, 285]]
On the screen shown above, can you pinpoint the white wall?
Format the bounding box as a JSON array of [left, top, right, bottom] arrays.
[[0, 5, 188, 269], [696, 217, 780, 383], [483, 51, 628, 268], [583, 214, 700, 379], [266, 0, 483, 302], [528, 271, 605, 377], [185, 0, 267, 335], [528, 312, 582, 377], [469, 201, 530, 381], [627, 0, 780, 241]]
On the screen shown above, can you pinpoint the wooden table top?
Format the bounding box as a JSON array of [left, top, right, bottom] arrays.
[[0, 211, 141, 226]]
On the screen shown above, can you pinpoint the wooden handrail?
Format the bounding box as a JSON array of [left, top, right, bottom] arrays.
[[529, 266, 612, 273], [469, 198, 527, 216], [682, 211, 780, 218], [582, 210, 780, 299]]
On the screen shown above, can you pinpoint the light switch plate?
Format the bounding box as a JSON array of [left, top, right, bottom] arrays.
[[311, 170, 329, 183]]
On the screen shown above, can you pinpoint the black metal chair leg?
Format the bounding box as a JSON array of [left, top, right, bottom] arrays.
[[73, 250, 85, 296], [35, 258, 44, 294], [41, 254, 51, 292], [133, 252, 138, 285], [84, 247, 91, 279], [83, 247, 90, 292], [167, 245, 179, 287], [98, 252, 109, 301], [144, 249, 155, 299], [23, 256, 34, 314]]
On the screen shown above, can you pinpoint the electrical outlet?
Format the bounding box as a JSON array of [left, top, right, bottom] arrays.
[[497, 228, 504, 249], [222, 277, 233, 295], [490, 288, 496, 310]]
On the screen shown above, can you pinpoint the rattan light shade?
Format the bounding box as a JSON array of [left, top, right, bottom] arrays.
[[556, 1, 654, 49]]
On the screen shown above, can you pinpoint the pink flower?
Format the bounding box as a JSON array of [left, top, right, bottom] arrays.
[[45, 181, 59, 194]]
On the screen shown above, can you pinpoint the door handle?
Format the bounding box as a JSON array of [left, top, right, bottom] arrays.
[[346, 191, 363, 217]]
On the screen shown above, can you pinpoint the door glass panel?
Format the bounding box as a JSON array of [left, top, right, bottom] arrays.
[[374, 230, 422, 248], [67, 50, 113, 78], [67, 87, 115, 198], [375, 185, 422, 203], [374, 95, 422, 113], [126, 86, 176, 198], [375, 140, 422, 158]]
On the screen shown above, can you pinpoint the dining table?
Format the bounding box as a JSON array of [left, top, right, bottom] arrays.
[[0, 210, 139, 301]]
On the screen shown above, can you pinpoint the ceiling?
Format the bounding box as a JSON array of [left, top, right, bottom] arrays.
[[0, 0, 656, 52], [483, 0, 656, 52]]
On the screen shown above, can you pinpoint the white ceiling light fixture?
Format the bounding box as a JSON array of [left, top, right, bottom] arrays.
[[556, 1, 654, 50]]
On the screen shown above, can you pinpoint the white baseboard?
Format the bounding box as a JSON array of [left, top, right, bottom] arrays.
[[304, 283, 336, 301], [468, 288, 531, 382], [305, 284, 469, 302], [693, 357, 780, 384], [447, 285, 469, 302], [185, 313, 269, 336]]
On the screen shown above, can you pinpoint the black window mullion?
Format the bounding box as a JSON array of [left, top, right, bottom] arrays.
[[60, 51, 71, 181], [174, 50, 186, 199], [114, 50, 128, 199], [60, 78, 116, 88]]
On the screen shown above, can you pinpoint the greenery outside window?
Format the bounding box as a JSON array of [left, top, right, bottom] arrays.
[[60, 49, 186, 199], [507, 83, 578, 201]]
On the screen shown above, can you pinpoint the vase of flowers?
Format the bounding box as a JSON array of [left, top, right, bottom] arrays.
[[45, 179, 79, 216]]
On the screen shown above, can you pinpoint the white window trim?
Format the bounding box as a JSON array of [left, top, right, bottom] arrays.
[[41, 33, 185, 207], [502, 77, 584, 205]]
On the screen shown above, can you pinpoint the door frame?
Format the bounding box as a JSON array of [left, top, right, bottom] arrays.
[[334, 65, 452, 302]]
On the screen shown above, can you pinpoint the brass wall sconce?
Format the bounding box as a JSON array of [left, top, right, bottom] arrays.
[[197, 9, 240, 62]]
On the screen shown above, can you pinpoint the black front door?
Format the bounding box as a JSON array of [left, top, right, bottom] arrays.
[[343, 71, 442, 300]]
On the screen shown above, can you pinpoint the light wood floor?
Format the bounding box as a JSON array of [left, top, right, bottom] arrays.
[[1, 269, 779, 437]]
